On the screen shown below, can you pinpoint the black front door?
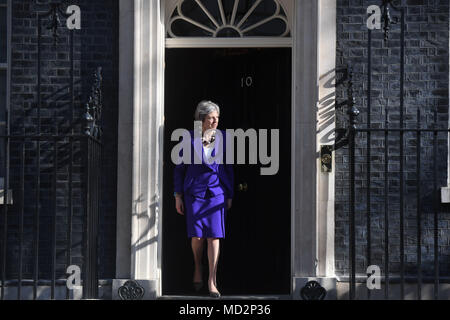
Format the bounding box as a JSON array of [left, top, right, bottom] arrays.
[[163, 48, 291, 295]]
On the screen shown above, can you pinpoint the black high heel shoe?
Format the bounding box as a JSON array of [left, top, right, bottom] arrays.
[[208, 282, 221, 298], [209, 291, 221, 298]]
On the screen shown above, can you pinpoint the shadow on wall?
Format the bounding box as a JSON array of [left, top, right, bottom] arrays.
[[315, 67, 350, 161], [130, 192, 159, 275]]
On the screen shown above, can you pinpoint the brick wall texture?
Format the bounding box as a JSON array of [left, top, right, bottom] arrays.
[[1, 0, 118, 281], [335, 0, 450, 279]]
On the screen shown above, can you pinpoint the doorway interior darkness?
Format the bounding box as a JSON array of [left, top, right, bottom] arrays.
[[162, 48, 291, 296]]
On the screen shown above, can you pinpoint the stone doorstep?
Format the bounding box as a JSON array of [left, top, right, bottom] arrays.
[[112, 279, 291, 300]]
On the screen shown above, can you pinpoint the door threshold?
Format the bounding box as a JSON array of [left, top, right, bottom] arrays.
[[158, 295, 292, 300]]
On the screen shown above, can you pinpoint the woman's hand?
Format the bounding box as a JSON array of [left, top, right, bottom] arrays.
[[227, 198, 233, 210], [175, 196, 185, 215]]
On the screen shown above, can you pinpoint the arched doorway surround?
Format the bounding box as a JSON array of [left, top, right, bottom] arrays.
[[114, 0, 337, 299], [164, 0, 294, 297]]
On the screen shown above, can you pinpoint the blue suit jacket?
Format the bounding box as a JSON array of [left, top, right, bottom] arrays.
[[174, 129, 234, 199]]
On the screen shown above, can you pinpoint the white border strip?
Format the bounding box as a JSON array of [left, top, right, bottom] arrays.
[[165, 37, 292, 48]]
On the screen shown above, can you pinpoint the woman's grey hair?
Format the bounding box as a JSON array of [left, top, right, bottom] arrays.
[[194, 100, 220, 122]]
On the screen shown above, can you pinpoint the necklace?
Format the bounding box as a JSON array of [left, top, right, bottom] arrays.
[[202, 131, 216, 146]]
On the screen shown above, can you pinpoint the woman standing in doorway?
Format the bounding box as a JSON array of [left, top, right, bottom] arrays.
[[173, 100, 234, 298]]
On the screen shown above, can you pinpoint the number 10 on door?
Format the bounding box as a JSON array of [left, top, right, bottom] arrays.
[[241, 76, 253, 88]]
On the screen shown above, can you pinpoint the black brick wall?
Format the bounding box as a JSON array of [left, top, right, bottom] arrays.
[[2, 0, 118, 280], [335, 0, 450, 278]]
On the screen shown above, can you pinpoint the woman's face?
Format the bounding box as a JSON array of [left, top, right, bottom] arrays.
[[202, 111, 219, 132]]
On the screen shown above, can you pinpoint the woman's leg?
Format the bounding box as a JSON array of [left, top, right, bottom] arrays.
[[207, 238, 220, 293], [191, 237, 205, 283]]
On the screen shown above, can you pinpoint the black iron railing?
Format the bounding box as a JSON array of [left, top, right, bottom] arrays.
[[343, 0, 448, 300], [0, 64, 103, 299], [0, 134, 100, 300], [347, 124, 448, 300]]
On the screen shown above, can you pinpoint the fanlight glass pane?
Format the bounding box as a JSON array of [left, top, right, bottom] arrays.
[[243, 17, 289, 37], [237, 0, 277, 29], [167, 0, 290, 38], [179, 0, 216, 31], [171, 18, 212, 37]]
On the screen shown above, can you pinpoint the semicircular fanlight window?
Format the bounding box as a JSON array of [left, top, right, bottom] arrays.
[[168, 0, 290, 38]]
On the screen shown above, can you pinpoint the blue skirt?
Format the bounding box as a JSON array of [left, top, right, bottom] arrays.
[[184, 191, 226, 239]]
